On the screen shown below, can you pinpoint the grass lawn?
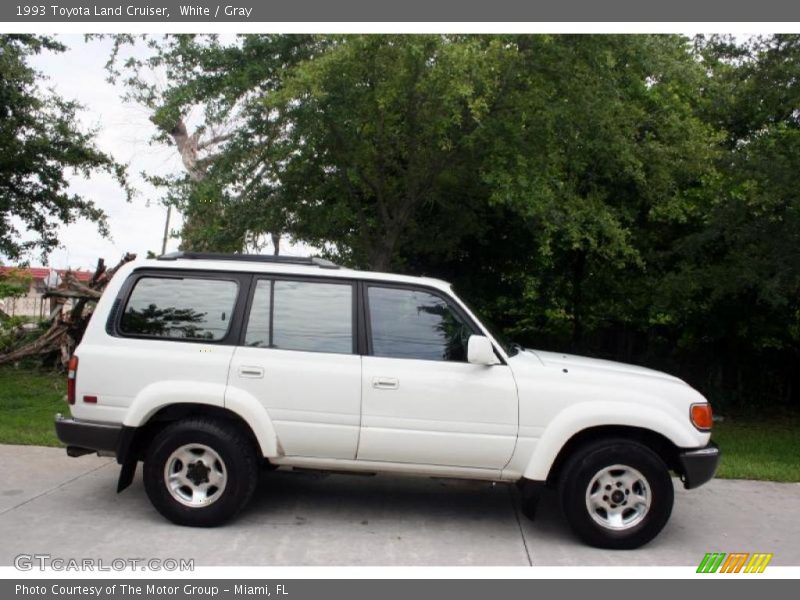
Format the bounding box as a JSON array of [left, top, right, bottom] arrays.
[[0, 366, 798, 482], [0, 365, 64, 447], [712, 415, 800, 483]]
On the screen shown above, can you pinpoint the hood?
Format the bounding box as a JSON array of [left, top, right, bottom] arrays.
[[523, 348, 684, 384]]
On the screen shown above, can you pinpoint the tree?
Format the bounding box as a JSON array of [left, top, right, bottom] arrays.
[[0, 35, 130, 261], [657, 35, 800, 405], [104, 34, 324, 253], [108, 34, 800, 409], [106, 35, 517, 263], [445, 35, 720, 351], [0, 268, 31, 302], [267, 35, 515, 270]]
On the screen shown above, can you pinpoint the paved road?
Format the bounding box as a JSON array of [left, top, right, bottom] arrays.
[[1, 444, 798, 566]]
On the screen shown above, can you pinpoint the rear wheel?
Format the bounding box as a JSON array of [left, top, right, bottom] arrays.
[[558, 439, 673, 549], [143, 418, 258, 527]]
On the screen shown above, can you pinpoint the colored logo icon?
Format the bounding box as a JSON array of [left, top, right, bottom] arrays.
[[697, 552, 773, 573]]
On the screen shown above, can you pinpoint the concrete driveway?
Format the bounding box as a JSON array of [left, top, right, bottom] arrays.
[[1, 444, 798, 566]]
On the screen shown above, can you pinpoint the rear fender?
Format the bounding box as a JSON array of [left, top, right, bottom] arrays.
[[123, 380, 280, 457]]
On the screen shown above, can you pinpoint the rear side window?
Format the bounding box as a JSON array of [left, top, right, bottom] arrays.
[[119, 277, 238, 341], [244, 279, 353, 354]]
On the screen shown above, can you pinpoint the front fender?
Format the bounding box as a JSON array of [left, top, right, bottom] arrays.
[[522, 400, 707, 481]]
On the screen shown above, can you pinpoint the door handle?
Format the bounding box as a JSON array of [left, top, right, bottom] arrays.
[[238, 366, 264, 378], [372, 377, 399, 390]]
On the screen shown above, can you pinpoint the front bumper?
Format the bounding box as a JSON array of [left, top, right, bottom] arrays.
[[678, 442, 721, 489], [55, 414, 122, 457]]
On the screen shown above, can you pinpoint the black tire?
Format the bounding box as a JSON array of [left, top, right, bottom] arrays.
[[143, 417, 259, 527], [558, 438, 673, 549]]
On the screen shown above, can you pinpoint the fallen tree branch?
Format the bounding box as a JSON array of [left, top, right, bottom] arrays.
[[0, 253, 136, 368], [43, 289, 101, 300]]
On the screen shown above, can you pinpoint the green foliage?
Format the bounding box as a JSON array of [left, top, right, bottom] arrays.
[[267, 35, 511, 269], [107, 34, 800, 411], [655, 35, 800, 407], [0, 316, 46, 353], [0, 268, 32, 300], [0, 35, 130, 261]]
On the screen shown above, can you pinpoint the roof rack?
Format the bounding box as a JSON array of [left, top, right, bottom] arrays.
[[156, 251, 340, 270]]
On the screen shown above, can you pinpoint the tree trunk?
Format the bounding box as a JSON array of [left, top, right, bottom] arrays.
[[163, 117, 280, 255], [168, 119, 205, 182]]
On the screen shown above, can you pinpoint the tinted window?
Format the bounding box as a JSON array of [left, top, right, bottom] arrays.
[[245, 279, 353, 354], [120, 277, 238, 341], [368, 287, 472, 361], [244, 280, 272, 348]]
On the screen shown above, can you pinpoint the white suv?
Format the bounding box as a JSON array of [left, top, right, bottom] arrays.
[[55, 252, 719, 548]]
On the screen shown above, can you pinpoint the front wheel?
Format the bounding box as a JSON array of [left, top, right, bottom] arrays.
[[143, 418, 259, 527], [558, 439, 674, 549]]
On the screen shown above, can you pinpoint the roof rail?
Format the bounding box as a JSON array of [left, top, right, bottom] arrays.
[[156, 251, 340, 269]]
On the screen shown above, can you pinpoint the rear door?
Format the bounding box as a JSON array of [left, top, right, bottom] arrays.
[[357, 284, 518, 470], [228, 276, 362, 459]]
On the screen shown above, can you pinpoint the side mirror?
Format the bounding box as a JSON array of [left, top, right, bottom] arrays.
[[467, 335, 498, 366]]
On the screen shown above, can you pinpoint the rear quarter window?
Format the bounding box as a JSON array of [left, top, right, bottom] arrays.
[[119, 276, 238, 341]]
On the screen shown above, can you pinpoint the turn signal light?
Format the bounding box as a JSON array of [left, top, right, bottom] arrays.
[[67, 356, 78, 405], [690, 403, 713, 431]]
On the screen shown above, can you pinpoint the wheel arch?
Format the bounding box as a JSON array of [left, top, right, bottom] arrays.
[[519, 398, 701, 483], [123, 381, 280, 459], [123, 403, 263, 463], [544, 425, 682, 487]]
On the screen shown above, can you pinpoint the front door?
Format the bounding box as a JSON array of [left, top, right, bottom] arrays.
[[357, 284, 518, 470]]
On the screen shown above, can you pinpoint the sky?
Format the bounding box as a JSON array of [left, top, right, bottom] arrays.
[[23, 35, 187, 270]]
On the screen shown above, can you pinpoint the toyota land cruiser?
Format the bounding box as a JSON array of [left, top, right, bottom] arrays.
[[55, 252, 719, 548]]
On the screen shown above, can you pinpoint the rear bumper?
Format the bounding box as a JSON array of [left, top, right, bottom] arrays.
[[678, 441, 721, 489], [54, 414, 122, 457]]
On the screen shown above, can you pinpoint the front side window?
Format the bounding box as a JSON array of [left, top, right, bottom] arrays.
[[245, 279, 353, 354], [368, 286, 473, 361], [120, 276, 238, 341]]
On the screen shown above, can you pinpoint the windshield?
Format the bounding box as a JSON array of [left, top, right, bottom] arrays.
[[451, 286, 519, 357]]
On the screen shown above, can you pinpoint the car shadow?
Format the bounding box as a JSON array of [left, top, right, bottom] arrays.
[[242, 468, 522, 526]]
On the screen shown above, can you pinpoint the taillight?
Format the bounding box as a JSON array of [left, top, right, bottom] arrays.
[[690, 403, 713, 431], [67, 356, 78, 405]]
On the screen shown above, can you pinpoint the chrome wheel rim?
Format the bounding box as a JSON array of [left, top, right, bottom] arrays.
[[164, 443, 227, 508], [585, 464, 651, 530]]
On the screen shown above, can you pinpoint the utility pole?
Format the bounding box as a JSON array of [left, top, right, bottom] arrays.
[[161, 205, 172, 255]]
